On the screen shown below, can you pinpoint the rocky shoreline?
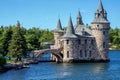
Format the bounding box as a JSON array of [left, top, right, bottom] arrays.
[[0, 62, 30, 73], [0, 59, 42, 73]]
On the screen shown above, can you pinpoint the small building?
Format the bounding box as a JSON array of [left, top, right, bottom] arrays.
[[51, 1, 110, 62]]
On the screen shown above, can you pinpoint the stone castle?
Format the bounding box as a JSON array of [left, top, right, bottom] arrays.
[[51, 1, 110, 62]]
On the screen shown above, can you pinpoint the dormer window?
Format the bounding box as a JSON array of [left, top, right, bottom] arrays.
[[66, 40, 69, 44]]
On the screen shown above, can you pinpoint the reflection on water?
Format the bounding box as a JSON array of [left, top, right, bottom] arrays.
[[0, 50, 120, 80]]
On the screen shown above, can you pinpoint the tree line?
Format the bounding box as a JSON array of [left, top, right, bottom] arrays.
[[0, 21, 54, 61], [109, 28, 120, 49]]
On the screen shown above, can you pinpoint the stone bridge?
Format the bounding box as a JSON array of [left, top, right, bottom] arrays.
[[34, 48, 63, 62]]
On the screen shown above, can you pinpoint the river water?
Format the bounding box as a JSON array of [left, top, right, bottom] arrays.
[[0, 50, 120, 80]]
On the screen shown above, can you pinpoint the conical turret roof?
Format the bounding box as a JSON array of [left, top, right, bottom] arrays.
[[55, 18, 63, 32], [92, 0, 109, 24], [77, 11, 84, 25], [77, 11, 82, 18], [98, 0, 104, 11], [63, 16, 77, 38]]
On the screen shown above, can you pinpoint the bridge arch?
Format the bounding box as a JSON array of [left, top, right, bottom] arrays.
[[34, 49, 63, 62]]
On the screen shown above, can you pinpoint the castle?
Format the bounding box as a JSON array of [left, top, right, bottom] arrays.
[[51, 1, 110, 62]]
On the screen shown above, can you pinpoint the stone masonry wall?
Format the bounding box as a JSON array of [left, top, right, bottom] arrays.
[[91, 23, 110, 60]]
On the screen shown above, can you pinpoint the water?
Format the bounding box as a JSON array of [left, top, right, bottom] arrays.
[[0, 50, 120, 80]]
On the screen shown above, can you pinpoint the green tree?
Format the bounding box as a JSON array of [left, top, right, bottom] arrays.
[[8, 21, 28, 61], [0, 56, 6, 66], [2, 27, 12, 56], [26, 34, 39, 50]]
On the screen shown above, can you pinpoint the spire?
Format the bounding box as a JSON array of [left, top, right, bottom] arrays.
[[67, 16, 75, 34], [63, 16, 77, 38], [98, 0, 104, 11], [92, 0, 109, 23], [77, 11, 82, 18], [55, 18, 63, 32], [56, 18, 62, 30], [77, 11, 84, 25]]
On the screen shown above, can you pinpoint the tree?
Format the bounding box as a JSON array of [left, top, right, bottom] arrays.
[[26, 34, 39, 50], [0, 56, 6, 66], [8, 21, 28, 61], [2, 27, 12, 56]]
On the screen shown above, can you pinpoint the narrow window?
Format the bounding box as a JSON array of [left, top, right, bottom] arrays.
[[85, 39, 87, 44], [89, 51, 92, 57], [103, 31, 105, 35], [85, 50, 87, 57], [103, 42, 106, 48], [80, 50, 82, 57], [66, 40, 69, 44], [67, 51, 69, 58], [91, 39, 94, 45], [78, 39, 81, 44]]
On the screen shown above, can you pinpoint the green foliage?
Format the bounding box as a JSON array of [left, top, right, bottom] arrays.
[[109, 27, 120, 49], [0, 56, 6, 66], [2, 27, 12, 56], [8, 21, 28, 61]]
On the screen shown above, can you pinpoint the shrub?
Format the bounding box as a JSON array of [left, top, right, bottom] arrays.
[[0, 56, 6, 66]]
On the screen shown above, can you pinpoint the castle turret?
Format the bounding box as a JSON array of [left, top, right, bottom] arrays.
[[91, 0, 110, 61], [77, 11, 84, 25], [62, 16, 78, 62], [54, 18, 64, 49]]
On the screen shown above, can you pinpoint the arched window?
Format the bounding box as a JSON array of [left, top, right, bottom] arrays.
[[67, 51, 69, 58], [66, 40, 69, 44], [78, 39, 81, 44], [97, 25, 99, 27], [85, 39, 87, 44], [103, 42, 106, 48], [80, 50, 82, 57], [89, 51, 92, 57], [103, 31, 105, 35], [85, 50, 87, 57], [91, 39, 94, 44]]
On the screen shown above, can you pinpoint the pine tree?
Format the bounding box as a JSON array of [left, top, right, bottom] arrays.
[[2, 27, 12, 56], [8, 21, 27, 61]]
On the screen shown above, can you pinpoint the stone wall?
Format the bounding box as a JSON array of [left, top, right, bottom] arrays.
[[62, 37, 100, 62], [91, 23, 110, 60]]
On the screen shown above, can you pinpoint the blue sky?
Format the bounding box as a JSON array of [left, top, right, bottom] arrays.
[[0, 0, 119, 30]]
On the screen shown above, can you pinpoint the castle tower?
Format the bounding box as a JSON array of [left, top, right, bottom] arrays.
[[54, 18, 64, 49], [62, 16, 78, 62], [75, 11, 85, 35], [77, 11, 84, 25], [91, 0, 110, 61]]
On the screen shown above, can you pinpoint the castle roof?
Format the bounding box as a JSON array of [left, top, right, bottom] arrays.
[[54, 18, 64, 32], [77, 11, 84, 25], [75, 11, 92, 36], [63, 16, 77, 38], [92, 0, 109, 24], [98, 0, 104, 11]]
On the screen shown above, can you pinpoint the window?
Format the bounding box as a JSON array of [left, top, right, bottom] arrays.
[[97, 25, 99, 27], [103, 42, 106, 48], [80, 50, 82, 57], [91, 39, 94, 45], [66, 40, 69, 44], [103, 31, 105, 35], [85, 39, 87, 44], [85, 50, 87, 57], [89, 51, 92, 57], [78, 40, 81, 44], [67, 51, 69, 58]]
